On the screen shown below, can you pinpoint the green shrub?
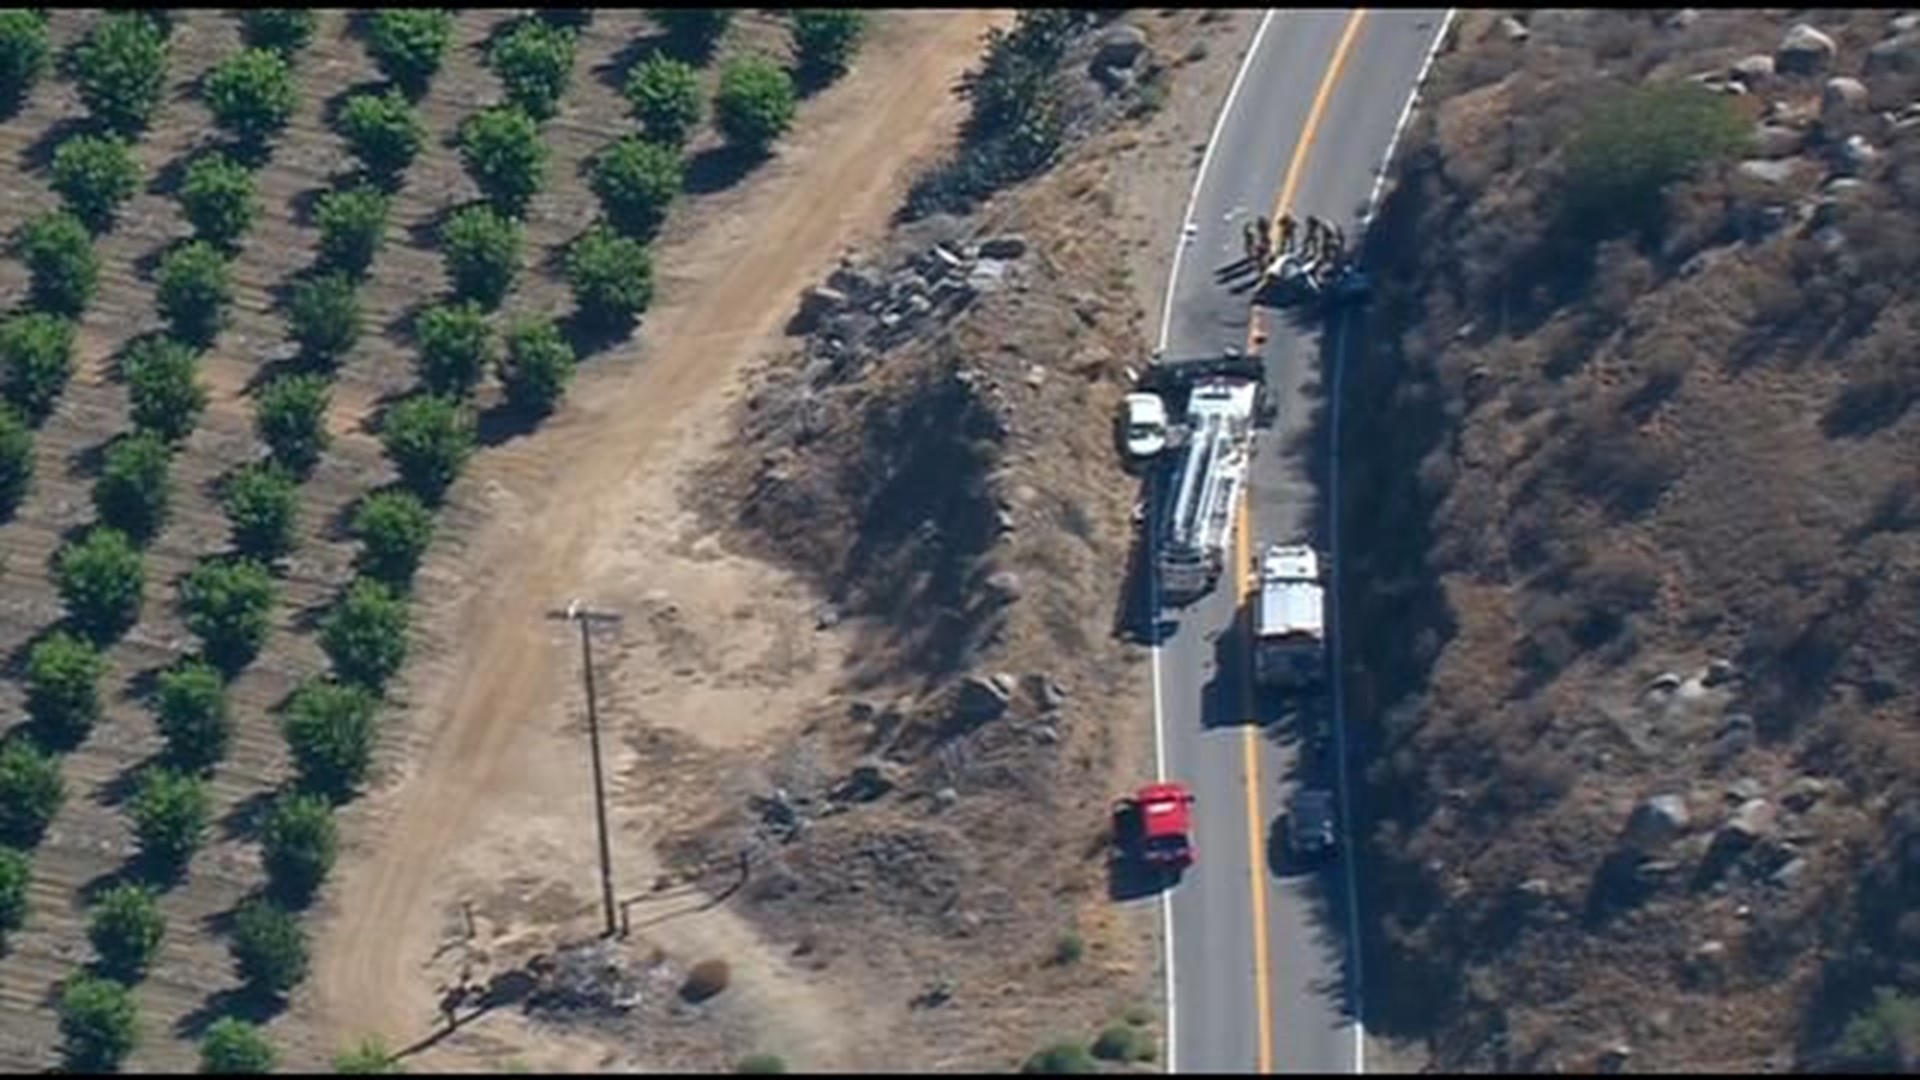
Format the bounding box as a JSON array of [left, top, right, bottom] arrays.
[[230, 898, 308, 996], [736, 1054, 787, 1074], [0, 738, 65, 847], [286, 271, 363, 365], [590, 136, 682, 240], [458, 105, 548, 217], [440, 204, 522, 309], [88, 882, 165, 980], [56, 526, 145, 643], [177, 153, 257, 253], [70, 12, 168, 134], [123, 334, 207, 444], [0, 406, 27, 515], [381, 393, 474, 504], [352, 489, 435, 587], [49, 132, 140, 233], [335, 1036, 405, 1075], [0, 310, 75, 420], [335, 88, 425, 182], [58, 974, 139, 1072], [1021, 1042, 1096, 1074], [1052, 931, 1084, 965], [199, 1016, 278, 1074], [1560, 82, 1750, 243], [155, 240, 233, 347], [179, 557, 278, 675], [315, 184, 391, 277], [0, 845, 28, 942], [93, 431, 172, 543], [1090, 1024, 1154, 1062], [499, 317, 576, 417], [221, 461, 300, 562], [365, 9, 453, 97], [624, 54, 702, 148], [19, 210, 98, 315], [261, 789, 336, 906], [153, 658, 230, 773], [241, 9, 316, 58], [566, 223, 653, 328], [714, 55, 797, 156], [320, 577, 410, 690], [488, 17, 576, 121], [254, 373, 332, 477], [0, 9, 50, 112], [129, 765, 210, 876], [25, 630, 107, 746], [1836, 986, 1920, 1070], [414, 301, 494, 398], [791, 10, 867, 84], [281, 677, 380, 800], [653, 9, 733, 62], [203, 46, 297, 147]]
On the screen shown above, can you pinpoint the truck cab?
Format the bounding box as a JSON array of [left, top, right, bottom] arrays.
[[1113, 781, 1196, 873], [1119, 391, 1170, 465], [1253, 543, 1328, 690]]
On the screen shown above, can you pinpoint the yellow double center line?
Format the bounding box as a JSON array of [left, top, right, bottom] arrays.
[[1239, 9, 1368, 1073]]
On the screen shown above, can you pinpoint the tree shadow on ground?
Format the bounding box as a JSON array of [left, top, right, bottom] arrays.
[[20, 114, 97, 173], [175, 985, 286, 1041], [683, 143, 764, 197], [475, 402, 542, 448], [593, 31, 672, 95]]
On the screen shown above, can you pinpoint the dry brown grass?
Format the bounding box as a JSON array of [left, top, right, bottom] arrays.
[[1342, 8, 1920, 1073]]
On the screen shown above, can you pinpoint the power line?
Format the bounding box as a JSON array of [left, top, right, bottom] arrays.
[[547, 599, 623, 938]]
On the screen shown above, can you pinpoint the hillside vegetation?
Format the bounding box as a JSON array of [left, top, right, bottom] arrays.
[[1345, 10, 1920, 1072]]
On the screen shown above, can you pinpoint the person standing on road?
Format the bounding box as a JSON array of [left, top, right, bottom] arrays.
[[1278, 212, 1297, 255], [1242, 220, 1259, 262]]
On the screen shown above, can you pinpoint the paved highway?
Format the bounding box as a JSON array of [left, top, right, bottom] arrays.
[[1148, 9, 1454, 1074]]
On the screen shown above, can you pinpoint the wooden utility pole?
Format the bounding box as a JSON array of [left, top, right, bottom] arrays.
[[547, 599, 623, 938]]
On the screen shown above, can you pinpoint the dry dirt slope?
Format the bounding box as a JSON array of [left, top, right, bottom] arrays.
[[1340, 9, 1920, 1073]]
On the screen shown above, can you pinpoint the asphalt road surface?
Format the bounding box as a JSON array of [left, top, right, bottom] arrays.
[[1148, 9, 1454, 1074]]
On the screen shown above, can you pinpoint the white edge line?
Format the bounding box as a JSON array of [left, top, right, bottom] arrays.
[[1334, 9, 1456, 1075], [1149, 9, 1277, 1075]]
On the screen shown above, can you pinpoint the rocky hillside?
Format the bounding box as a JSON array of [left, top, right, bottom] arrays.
[[1343, 9, 1920, 1073]]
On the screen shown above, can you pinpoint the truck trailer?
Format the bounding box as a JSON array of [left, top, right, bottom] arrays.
[[1136, 352, 1267, 605], [1252, 542, 1327, 690]]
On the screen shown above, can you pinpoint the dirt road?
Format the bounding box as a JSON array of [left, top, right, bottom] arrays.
[[308, 10, 1009, 1069]]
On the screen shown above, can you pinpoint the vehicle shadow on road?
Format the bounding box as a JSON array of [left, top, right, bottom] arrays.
[[1270, 744, 1364, 1026]]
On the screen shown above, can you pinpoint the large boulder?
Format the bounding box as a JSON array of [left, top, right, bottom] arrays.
[[954, 672, 1015, 722], [1752, 123, 1808, 158], [1093, 24, 1150, 72], [1730, 54, 1775, 85], [1624, 794, 1692, 851], [1776, 23, 1838, 76], [1822, 76, 1870, 117], [1864, 32, 1920, 107]]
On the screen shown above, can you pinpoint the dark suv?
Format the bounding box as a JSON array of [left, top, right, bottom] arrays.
[[1285, 788, 1338, 863]]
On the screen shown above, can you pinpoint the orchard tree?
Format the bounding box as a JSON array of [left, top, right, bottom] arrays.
[[413, 301, 494, 398], [240, 9, 316, 58], [715, 55, 797, 156], [57, 975, 139, 1072], [55, 526, 145, 643], [205, 47, 297, 148], [261, 790, 336, 906], [624, 54, 702, 148], [335, 1037, 405, 1075], [286, 271, 362, 365], [93, 431, 172, 544], [199, 1017, 278, 1075], [0, 406, 30, 516], [320, 577, 410, 690], [153, 658, 230, 773], [315, 184, 391, 277], [440, 204, 522, 309], [0, 311, 76, 421], [281, 677, 380, 800], [70, 11, 168, 135], [88, 882, 166, 981], [590, 135, 682, 240], [352, 489, 435, 588], [221, 461, 299, 562], [791, 10, 868, 86], [0, 9, 50, 114], [155, 240, 233, 347], [176, 152, 258, 252], [334, 88, 424, 184], [19, 210, 98, 316], [0, 738, 65, 847], [365, 9, 454, 98], [0, 845, 27, 944], [381, 393, 474, 504], [499, 317, 576, 417], [488, 17, 576, 121], [49, 132, 140, 233], [653, 8, 733, 62], [231, 898, 308, 997], [254, 373, 331, 476], [566, 224, 653, 329], [129, 766, 210, 877], [179, 556, 278, 675], [26, 630, 107, 747], [459, 105, 547, 217], [123, 334, 207, 444]]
